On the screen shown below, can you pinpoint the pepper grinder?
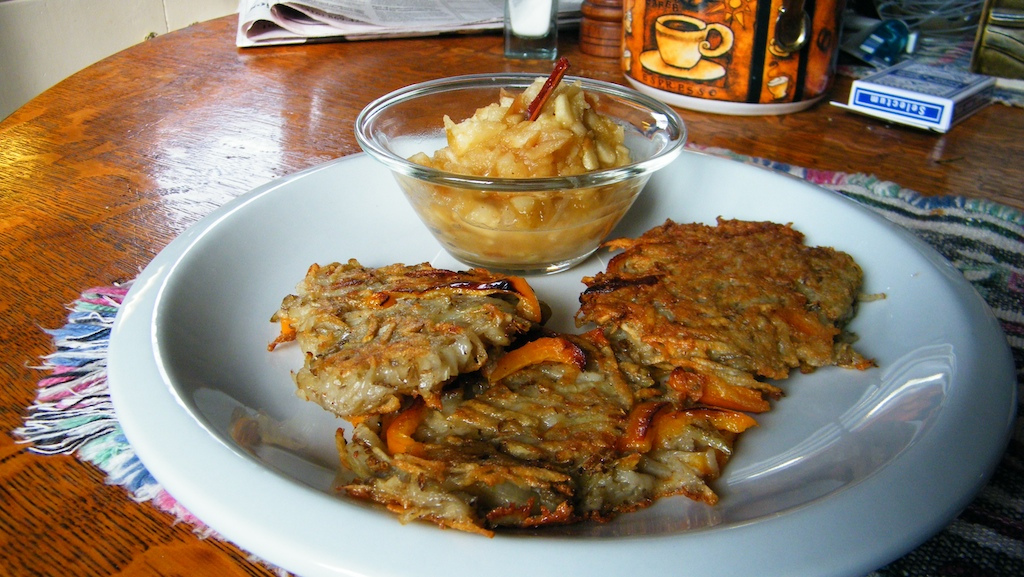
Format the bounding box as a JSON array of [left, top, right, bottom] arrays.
[[579, 0, 624, 58]]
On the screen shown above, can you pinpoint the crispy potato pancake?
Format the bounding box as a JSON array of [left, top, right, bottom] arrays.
[[577, 219, 873, 400], [334, 330, 754, 536], [270, 260, 541, 418], [270, 220, 874, 536]]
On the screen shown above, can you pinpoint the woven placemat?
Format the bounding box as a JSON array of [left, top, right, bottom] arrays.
[[14, 148, 1024, 576]]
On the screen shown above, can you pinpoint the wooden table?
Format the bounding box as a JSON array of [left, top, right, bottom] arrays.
[[1, 14, 1021, 577]]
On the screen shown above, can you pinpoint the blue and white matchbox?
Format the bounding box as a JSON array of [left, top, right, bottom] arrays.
[[832, 60, 995, 133]]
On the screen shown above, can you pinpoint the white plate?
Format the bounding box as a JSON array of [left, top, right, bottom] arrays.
[[109, 150, 1016, 577]]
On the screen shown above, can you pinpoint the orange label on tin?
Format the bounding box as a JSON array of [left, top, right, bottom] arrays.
[[622, 0, 843, 105]]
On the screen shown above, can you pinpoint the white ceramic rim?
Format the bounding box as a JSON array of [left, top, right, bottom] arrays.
[[625, 75, 825, 116]]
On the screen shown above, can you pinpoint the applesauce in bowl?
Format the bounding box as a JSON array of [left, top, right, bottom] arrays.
[[355, 72, 685, 274]]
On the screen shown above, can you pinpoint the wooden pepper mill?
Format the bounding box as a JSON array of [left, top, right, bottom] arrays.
[[579, 0, 624, 58]]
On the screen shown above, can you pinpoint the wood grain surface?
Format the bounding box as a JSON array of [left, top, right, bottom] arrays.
[[1, 14, 1022, 577]]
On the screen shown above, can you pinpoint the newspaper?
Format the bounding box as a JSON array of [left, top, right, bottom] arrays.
[[237, 0, 583, 48]]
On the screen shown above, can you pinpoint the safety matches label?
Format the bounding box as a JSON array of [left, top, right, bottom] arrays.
[[832, 60, 995, 133]]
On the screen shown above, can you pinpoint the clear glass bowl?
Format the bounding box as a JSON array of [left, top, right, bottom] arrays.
[[355, 73, 686, 274]]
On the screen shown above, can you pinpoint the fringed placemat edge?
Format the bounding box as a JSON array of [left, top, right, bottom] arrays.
[[12, 284, 216, 536]]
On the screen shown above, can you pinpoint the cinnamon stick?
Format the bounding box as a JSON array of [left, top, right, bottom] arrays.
[[526, 57, 570, 121]]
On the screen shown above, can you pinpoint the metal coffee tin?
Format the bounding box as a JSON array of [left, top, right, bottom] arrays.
[[622, 0, 845, 114]]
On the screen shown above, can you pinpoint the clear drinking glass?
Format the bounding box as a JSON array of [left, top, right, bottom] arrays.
[[504, 0, 559, 60]]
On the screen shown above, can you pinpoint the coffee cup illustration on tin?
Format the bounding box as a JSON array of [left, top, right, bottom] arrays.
[[767, 75, 791, 100], [641, 15, 735, 80]]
